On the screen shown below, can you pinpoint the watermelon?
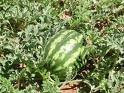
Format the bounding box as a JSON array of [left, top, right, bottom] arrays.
[[44, 30, 84, 79]]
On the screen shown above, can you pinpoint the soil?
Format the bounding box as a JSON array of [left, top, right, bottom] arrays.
[[60, 81, 91, 93]]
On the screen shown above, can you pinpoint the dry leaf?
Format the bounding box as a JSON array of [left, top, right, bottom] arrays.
[[59, 9, 72, 20]]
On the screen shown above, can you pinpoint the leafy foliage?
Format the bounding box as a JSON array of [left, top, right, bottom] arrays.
[[0, 0, 124, 93]]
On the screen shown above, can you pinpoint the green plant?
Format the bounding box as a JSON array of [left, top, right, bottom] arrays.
[[0, 0, 124, 93]]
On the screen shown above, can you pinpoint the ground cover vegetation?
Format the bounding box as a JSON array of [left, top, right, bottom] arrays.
[[0, 0, 124, 93]]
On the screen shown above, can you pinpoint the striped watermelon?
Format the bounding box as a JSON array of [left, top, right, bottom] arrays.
[[44, 30, 84, 79]]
